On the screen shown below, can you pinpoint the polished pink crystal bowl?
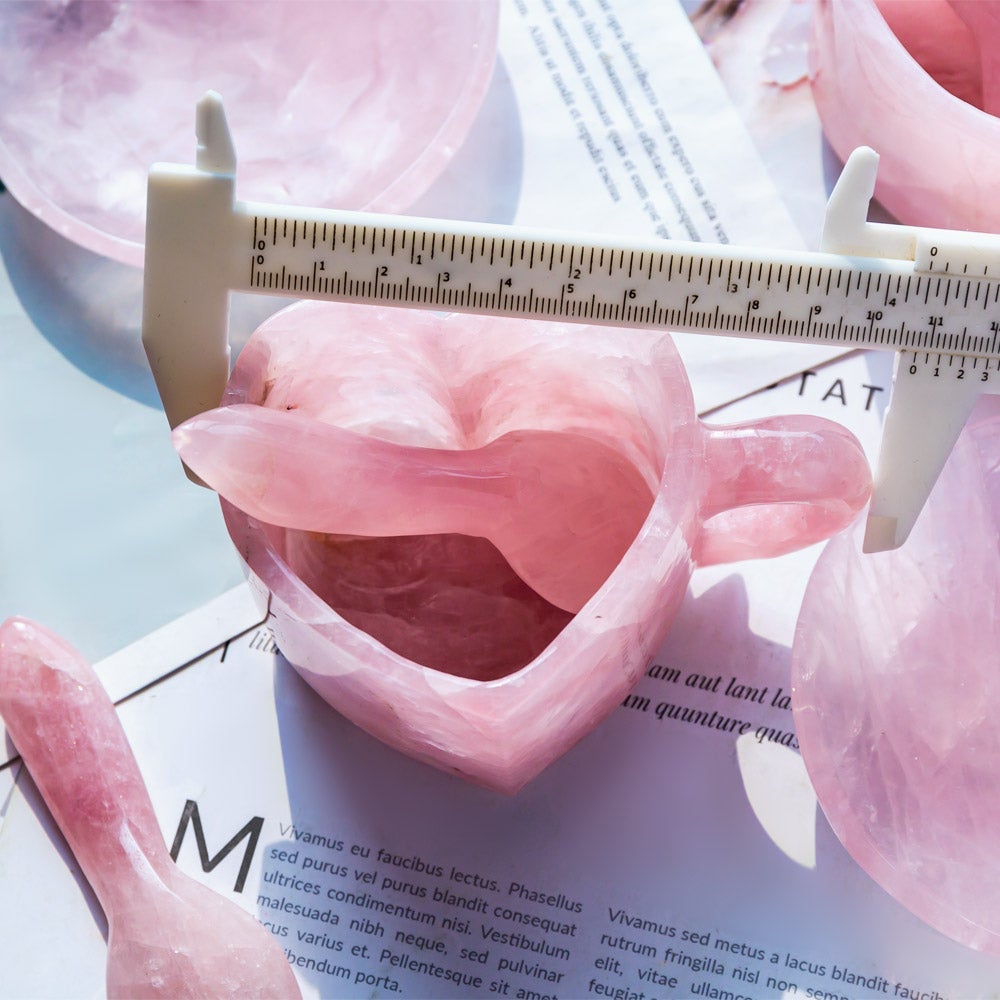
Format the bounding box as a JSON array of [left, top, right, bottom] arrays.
[[811, 0, 1000, 231], [179, 302, 871, 793], [792, 399, 1000, 954], [0, 1, 498, 265]]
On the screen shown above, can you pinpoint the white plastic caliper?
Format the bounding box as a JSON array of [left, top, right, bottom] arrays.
[[143, 93, 1000, 553]]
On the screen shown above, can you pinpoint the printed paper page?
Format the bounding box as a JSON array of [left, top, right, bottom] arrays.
[[3, 351, 999, 999], [491, 0, 847, 410]]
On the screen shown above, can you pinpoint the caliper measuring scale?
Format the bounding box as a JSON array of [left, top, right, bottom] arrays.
[[142, 92, 1000, 553]]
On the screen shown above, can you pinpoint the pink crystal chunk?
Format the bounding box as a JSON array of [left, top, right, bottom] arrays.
[[175, 301, 871, 792], [792, 398, 1000, 954], [0, 1, 498, 265], [0, 617, 301, 997], [811, 0, 1000, 231]]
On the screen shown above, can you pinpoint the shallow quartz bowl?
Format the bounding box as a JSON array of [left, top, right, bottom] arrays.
[[215, 301, 871, 793], [792, 398, 1000, 954], [0, 0, 498, 266]]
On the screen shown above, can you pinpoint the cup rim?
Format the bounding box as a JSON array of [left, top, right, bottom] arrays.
[[810, 0, 1000, 231]]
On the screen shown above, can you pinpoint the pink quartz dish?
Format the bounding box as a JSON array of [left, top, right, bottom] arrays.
[[0, 617, 301, 997], [176, 302, 872, 793], [810, 0, 1000, 232], [792, 399, 1000, 955], [0, 1, 497, 266]]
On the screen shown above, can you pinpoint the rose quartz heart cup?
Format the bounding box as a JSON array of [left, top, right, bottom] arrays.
[[792, 399, 1000, 955], [176, 301, 871, 793], [810, 0, 1000, 232]]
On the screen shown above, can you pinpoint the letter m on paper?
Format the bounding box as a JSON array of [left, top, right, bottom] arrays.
[[169, 799, 264, 894]]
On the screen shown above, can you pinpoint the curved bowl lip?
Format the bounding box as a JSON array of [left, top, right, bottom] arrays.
[[809, 0, 1000, 229], [810, 0, 996, 125], [216, 313, 702, 692], [0, 0, 499, 268]]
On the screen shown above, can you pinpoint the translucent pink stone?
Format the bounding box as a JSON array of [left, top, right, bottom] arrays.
[[0, 1, 498, 265], [792, 398, 1000, 954], [0, 617, 301, 997], [176, 301, 871, 792], [176, 406, 656, 615], [811, 0, 1000, 231], [873, 0, 983, 108]]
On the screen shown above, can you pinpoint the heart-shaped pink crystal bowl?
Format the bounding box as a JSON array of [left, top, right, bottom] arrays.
[[792, 399, 1000, 954], [0, 1, 497, 266], [178, 301, 871, 793], [810, 0, 1000, 232]]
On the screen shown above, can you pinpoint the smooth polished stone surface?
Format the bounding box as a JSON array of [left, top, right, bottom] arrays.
[[792, 399, 1000, 955], [0, 0, 498, 265], [874, 0, 983, 108], [182, 301, 870, 792], [0, 617, 301, 997], [175, 407, 654, 615], [811, 0, 1000, 231]]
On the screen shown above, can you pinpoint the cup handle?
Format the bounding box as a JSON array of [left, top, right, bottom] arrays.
[[694, 415, 872, 567]]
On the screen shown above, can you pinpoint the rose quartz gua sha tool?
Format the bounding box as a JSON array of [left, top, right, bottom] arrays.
[[144, 93, 1000, 554], [0, 617, 301, 998]]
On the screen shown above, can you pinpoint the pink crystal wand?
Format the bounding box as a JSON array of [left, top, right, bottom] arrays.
[[0, 617, 301, 998]]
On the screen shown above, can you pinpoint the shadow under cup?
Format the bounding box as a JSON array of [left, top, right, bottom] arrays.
[[215, 304, 869, 793]]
